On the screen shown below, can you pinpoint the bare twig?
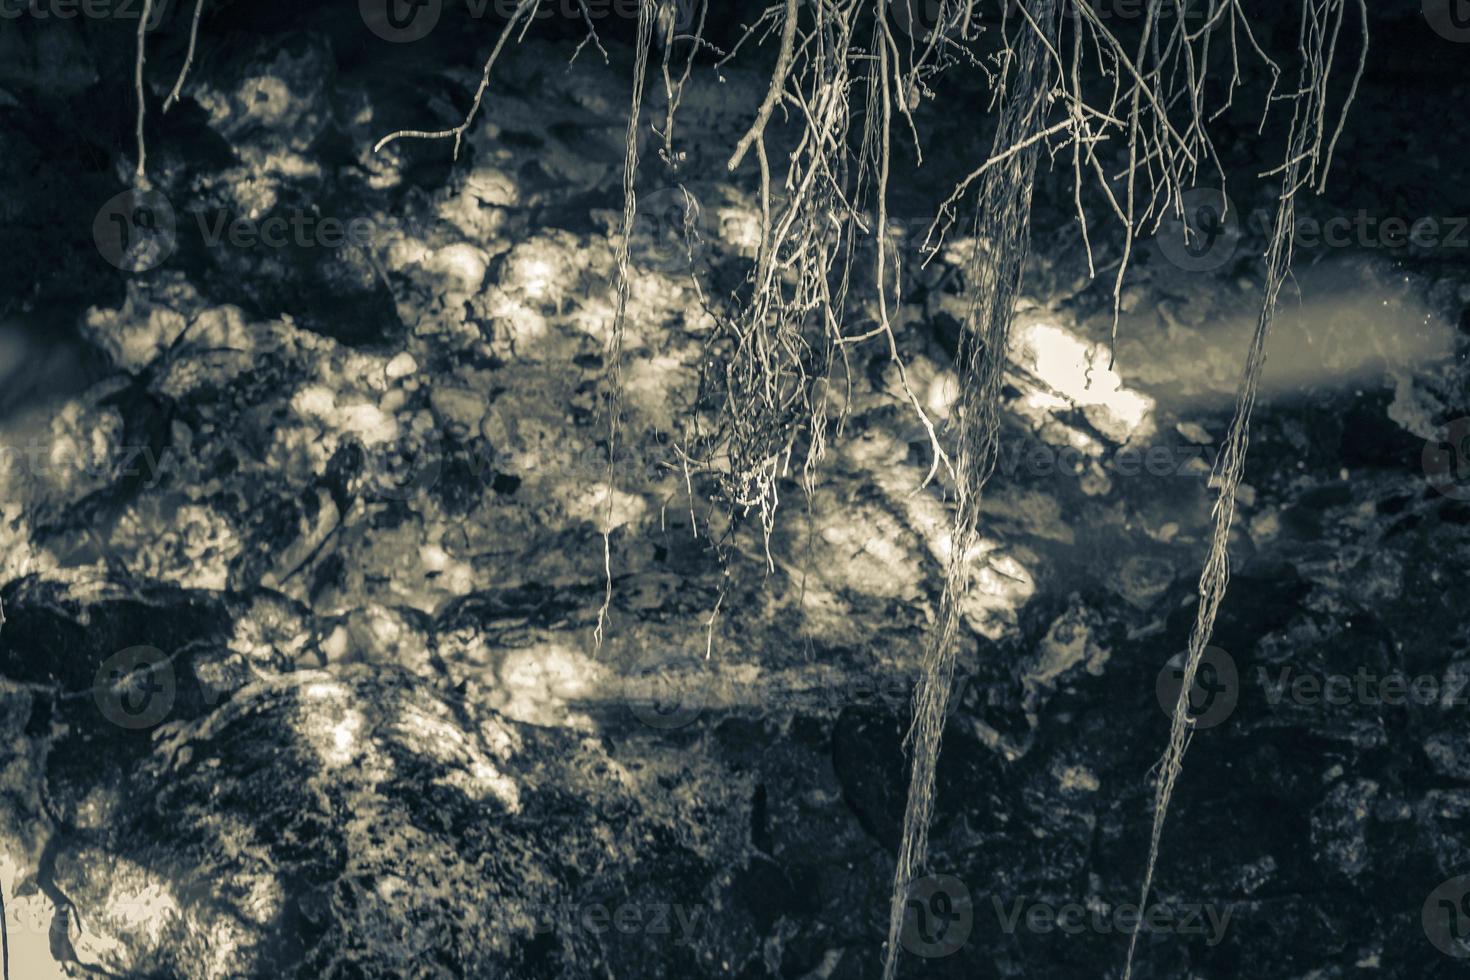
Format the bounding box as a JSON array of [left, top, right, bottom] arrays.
[[727, 0, 800, 172], [374, 0, 541, 159], [594, 0, 657, 653], [163, 0, 206, 113], [134, 0, 155, 184]]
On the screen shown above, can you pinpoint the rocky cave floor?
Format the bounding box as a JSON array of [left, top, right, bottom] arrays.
[[1, 6, 1470, 979]]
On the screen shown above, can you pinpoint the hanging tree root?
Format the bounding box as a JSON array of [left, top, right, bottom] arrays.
[[346, 0, 1292, 651], [880, 3, 1055, 976], [1123, 1, 1364, 976], [100, 8, 1358, 975], [874, 1, 1360, 977], [594, 0, 657, 653], [0, 3, 1370, 980]]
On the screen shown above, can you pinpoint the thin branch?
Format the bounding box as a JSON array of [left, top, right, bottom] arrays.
[[727, 0, 800, 172], [374, 0, 541, 159], [163, 0, 206, 113], [134, 0, 155, 184]]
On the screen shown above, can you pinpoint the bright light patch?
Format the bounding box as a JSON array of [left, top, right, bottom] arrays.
[[519, 259, 552, 299], [1, 858, 70, 980], [432, 243, 488, 290], [110, 883, 182, 944], [328, 711, 361, 764], [1017, 322, 1154, 437]]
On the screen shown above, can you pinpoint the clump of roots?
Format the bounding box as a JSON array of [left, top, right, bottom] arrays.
[[119, 4, 1367, 979]]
